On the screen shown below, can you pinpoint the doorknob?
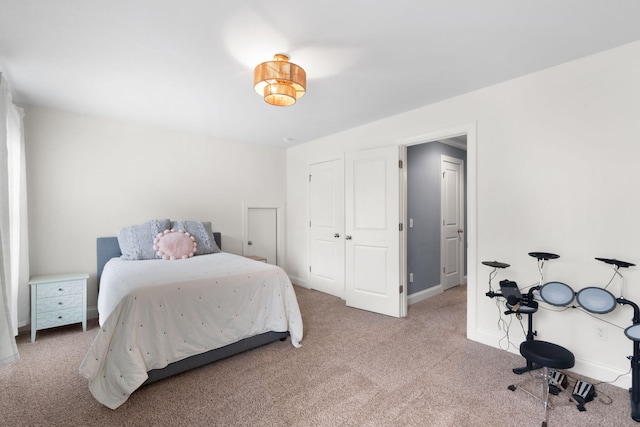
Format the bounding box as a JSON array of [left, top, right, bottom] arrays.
[[248, 241, 253, 245], [345, 235, 352, 240], [334, 233, 340, 238], [457, 228, 464, 234]]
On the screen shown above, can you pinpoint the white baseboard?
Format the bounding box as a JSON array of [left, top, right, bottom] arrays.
[[572, 356, 630, 389], [87, 306, 98, 320], [408, 285, 443, 305], [289, 275, 309, 289]]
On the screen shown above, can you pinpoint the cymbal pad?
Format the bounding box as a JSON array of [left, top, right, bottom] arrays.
[[528, 251, 560, 260], [482, 260, 510, 269], [595, 257, 636, 268]]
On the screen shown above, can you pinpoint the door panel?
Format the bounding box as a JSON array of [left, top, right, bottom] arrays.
[[345, 146, 401, 317], [354, 245, 388, 294], [309, 159, 345, 298], [247, 208, 277, 264], [441, 156, 464, 289], [353, 158, 387, 229]]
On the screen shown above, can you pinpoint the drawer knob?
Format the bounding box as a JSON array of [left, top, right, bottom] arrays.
[[58, 288, 63, 291], [58, 316, 62, 319], [58, 302, 63, 305]]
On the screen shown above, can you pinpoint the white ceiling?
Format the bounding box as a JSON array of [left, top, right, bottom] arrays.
[[1, 1, 639, 148]]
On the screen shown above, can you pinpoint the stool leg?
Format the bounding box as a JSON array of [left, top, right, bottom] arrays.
[[542, 366, 550, 427], [508, 365, 557, 426]]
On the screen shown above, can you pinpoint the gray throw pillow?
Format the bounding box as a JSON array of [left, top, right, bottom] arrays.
[[170, 220, 220, 255], [117, 218, 171, 260]]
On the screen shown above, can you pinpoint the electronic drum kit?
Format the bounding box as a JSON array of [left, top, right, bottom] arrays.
[[483, 252, 640, 423]]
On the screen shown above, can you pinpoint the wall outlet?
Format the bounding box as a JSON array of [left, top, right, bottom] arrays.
[[409, 273, 414, 283], [409, 218, 414, 228], [595, 324, 607, 341]]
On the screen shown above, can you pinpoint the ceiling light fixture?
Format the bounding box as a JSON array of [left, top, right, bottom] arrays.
[[253, 54, 306, 106]]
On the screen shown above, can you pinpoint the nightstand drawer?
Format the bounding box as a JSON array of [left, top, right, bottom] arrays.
[[36, 307, 84, 329], [36, 294, 83, 313], [35, 280, 84, 299]]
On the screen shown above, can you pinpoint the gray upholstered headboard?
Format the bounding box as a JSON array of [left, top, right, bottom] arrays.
[[96, 232, 222, 283]]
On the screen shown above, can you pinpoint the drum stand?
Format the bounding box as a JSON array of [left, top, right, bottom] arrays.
[[511, 287, 540, 374], [617, 296, 640, 422], [597, 257, 640, 422], [510, 252, 560, 375], [483, 258, 542, 374]]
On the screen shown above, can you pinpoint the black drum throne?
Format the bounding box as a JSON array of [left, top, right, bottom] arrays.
[[511, 340, 575, 427]]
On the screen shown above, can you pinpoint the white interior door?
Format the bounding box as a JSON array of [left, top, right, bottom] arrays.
[[247, 207, 277, 264], [441, 155, 464, 290], [308, 158, 345, 298], [345, 146, 402, 317]]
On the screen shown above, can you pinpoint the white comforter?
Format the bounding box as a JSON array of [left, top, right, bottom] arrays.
[[79, 252, 303, 409]]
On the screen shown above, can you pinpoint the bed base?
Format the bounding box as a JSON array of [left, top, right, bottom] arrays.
[[144, 331, 289, 385], [96, 233, 287, 386]]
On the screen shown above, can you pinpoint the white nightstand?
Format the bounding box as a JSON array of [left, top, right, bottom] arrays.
[[29, 272, 88, 343]]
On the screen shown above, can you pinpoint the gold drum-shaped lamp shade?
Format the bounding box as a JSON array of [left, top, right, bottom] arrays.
[[254, 54, 306, 106]]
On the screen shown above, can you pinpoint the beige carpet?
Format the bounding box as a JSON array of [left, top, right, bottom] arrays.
[[1, 284, 636, 426]]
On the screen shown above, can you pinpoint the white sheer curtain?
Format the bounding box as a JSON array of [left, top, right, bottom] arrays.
[[0, 73, 28, 366]]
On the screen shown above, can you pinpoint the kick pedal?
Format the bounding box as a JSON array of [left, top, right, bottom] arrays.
[[548, 369, 568, 395], [572, 380, 596, 411]]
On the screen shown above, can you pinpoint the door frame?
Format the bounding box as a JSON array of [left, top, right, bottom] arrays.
[[396, 122, 477, 340], [242, 203, 285, 267]]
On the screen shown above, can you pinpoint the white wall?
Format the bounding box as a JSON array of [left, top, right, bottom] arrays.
[[286, 40, 640, 387], [23, 106, 286, 322]]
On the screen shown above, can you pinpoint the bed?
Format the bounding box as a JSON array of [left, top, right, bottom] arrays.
[[79, 222, 303, 409]]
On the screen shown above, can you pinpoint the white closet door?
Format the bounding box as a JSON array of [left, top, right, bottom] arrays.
[[309, 158, 345, 298]]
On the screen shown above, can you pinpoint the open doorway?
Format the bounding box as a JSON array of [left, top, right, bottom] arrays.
[[406, 135, 467, 305]]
